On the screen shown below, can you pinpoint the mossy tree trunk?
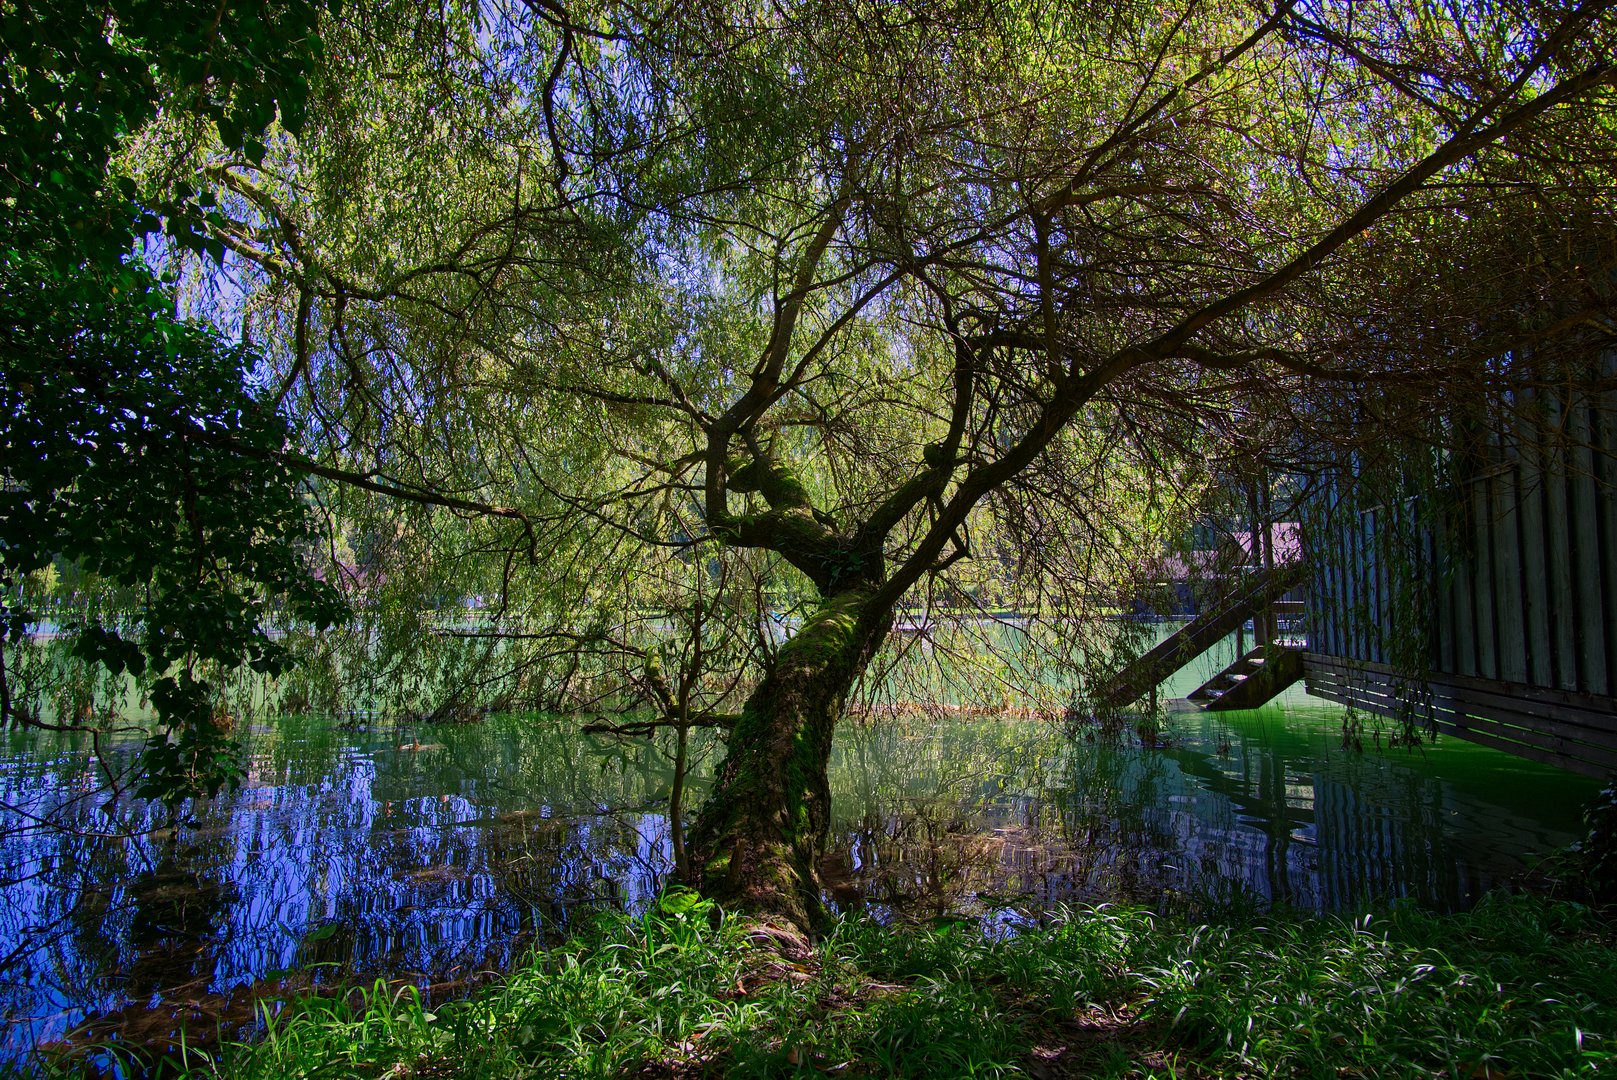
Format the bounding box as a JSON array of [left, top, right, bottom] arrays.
[[686, 587, 888, 931]]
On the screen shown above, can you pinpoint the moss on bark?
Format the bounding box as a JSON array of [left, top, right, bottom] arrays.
[[686, 589, 884, 931]]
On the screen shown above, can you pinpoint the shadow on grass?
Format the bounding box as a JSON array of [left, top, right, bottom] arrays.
[[27, 889, 1617, 1079]]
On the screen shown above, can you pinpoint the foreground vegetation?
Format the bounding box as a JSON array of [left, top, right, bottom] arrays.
[[57, 889, 1615, 1079]]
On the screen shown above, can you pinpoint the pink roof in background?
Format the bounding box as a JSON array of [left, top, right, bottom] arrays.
[[1231, 522, 1302, 565]]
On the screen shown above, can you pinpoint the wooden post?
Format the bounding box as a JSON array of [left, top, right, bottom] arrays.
[[1248, 476, 1268, 648], [1257, 468, 1276, 647]]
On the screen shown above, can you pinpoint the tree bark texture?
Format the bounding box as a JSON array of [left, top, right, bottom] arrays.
[[686, 588, 887, 930]]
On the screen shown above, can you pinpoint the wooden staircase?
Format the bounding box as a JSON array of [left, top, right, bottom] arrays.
[[1096, 565, 1305, 710], [1188, 645, 1305, 711]]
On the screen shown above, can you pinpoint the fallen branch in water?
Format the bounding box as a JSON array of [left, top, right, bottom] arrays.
[[581, 712, 741, 738]]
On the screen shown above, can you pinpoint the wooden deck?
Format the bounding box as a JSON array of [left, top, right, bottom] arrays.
[[1304, 654, 1617, 777]]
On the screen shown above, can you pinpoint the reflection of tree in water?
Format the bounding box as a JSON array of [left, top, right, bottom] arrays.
[[0, 742, 156, 1038], [832, 800, 1004, 921], [824, 716, 1195, 917], [241, 717, 688, 984], [0, 770, 247, 1057], [302, 800, 672, 981], [823, 714, 1350, 916], [0, 707, 1596, 1057], [120, 837, 238, 1002], [1046, 730, 1184, 905], [1, 715, 697, 1054]]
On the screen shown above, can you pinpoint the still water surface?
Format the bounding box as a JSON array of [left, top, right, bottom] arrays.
[[0, 673, 1601, 1055]]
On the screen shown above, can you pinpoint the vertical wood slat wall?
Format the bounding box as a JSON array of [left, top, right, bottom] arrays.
[[1304, 379, 1617, 776]]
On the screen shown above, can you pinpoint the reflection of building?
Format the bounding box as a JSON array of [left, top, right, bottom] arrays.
[[825, 708, 1571, 917], [1305, 373, 1617, 777]]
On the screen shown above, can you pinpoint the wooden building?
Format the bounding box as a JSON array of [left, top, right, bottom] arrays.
[[1304, 373, 1617, 777]]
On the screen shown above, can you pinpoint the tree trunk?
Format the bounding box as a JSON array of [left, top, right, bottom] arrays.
[[669, 720, 690, 880], [686, 587, 887, 931]]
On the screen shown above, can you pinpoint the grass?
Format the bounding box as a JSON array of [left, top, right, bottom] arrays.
[[31, 890, 1617, 1079]]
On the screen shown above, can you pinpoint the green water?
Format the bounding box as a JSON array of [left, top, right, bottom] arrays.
[[0, 676, 1602, 1056], [830, 687, 1599, 921]]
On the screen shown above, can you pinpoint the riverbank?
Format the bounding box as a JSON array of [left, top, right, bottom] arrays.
[[46, 889, 1615, 1079]]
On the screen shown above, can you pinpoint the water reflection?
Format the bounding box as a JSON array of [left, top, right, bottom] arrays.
[[827, 692, 1598, 923], [0, 719, 683, 1057], [0, 696, 1600, 1058]]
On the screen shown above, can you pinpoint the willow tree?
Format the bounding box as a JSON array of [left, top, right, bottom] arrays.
[[136, 0, 1617, 926], [0, 0, 348, 806]]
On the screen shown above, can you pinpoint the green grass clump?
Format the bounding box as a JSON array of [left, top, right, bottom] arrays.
[[1129, 893, 1616, 1077], [54, 891, 1617, 1079], [217, 889, 848, 1079]]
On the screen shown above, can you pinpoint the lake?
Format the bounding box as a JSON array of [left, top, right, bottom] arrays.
[[0, 666, 1601, 1059]]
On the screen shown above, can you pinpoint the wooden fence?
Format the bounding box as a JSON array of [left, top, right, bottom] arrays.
[[1303, 375, 1617, 776]]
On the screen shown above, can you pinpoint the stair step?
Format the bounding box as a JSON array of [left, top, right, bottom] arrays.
[[1094, 565, 1308, 709], [1204, 647, 1306, 712]]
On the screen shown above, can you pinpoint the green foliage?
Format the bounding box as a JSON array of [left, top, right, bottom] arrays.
[[0, 258, 345, 801], [2, 270, 343, 660], [1134, 895, 1617, 1077], [2, 0, 325, 260], [225, 0, 1613, 771], [1574, 782, 1617, 906], [77, 892, 1617, 1079], [0, 0, 342, 804], [15, 0, 1611, 911]]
